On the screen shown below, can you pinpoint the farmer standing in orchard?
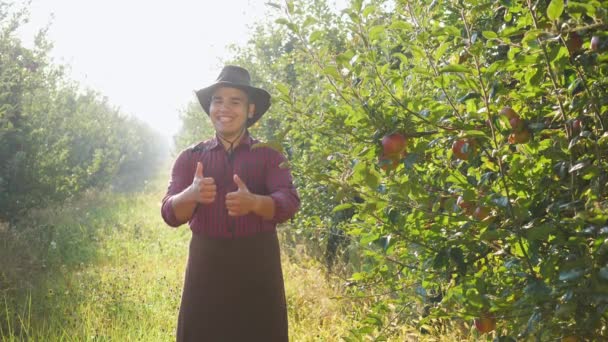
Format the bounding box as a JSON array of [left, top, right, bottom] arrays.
[[161, 65, 300, 342]]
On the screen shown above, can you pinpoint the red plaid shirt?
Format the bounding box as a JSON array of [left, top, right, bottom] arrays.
[[161, 133, 300, 238]]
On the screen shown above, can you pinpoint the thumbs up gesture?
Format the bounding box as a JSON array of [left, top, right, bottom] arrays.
[[226, 174, 256, 216], [189, 162, 216, 204]]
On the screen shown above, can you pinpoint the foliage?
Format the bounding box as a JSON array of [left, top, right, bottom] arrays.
[[0, 2, 168, 222], [207, 0, 608, 340]]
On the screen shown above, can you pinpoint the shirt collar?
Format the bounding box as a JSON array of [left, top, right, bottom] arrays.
[[209, 130, 254, 150]]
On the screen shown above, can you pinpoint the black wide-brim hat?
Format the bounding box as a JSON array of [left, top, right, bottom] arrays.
[[195, 65, 271, 127]]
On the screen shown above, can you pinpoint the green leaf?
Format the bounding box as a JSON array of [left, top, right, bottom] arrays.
[[332, 203, 353, 213], [525, 223, 553, 241], [547, 0, 564, 20], [481, 229, 501, 242], [389, 20, 412, 31], [404, 153, 418, 169], [364, 313, 383, 328], [465, 288, 484, 308], [309, 30, 323, 43], [362, 4, 377, 17], [482, 31, 498, 39], [276, 83, 290, 96], [286, 0, 294, 14], [433, 248, 448, 269], [464, 130, 488, 138], [522, 29, 543, 45], [322, 66, 341, 79], [434, 42, 449, 61], [302, 16, 316, 28], [582, 165, 600, 180], [336, 50, 356, 66], [568, 1, 596, 16], [369, 25, 385, 41], [457, 92, 480, 103], [438, 65, 472, 73], [360, 232, 380, 244], [265, 2, 281, 9], [275, 18, 289, 26]]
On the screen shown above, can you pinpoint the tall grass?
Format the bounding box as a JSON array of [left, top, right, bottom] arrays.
[[0, 176, 474, 341]]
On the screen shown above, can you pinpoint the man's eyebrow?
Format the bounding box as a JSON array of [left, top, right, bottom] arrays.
[[211, 95, 245, 101]]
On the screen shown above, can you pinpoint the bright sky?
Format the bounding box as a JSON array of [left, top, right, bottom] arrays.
[[15, 0, 273, 143]]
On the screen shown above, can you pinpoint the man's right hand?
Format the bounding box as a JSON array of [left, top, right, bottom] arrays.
[[189, 162, 216, 204]]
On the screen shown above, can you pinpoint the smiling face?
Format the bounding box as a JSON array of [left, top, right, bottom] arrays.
[[209, 86, 255, 141]]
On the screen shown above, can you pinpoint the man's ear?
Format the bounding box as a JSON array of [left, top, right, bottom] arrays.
[[248, 103, 255, 118]]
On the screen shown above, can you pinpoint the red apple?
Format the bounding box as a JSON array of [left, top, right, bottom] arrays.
[[508, 130, 531, 144], [566, 32, 583, 55], [509, 117, 524, 131], [591, 36, 600, 51], [452, 139, 476, 160], [572, 119, 582, 133], [499, 107, 519, 120], [474, 313, 496, 334], [381, 133, 407, 157]]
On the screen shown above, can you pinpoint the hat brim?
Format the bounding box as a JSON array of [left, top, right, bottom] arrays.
[[195, 82, 271, 127]]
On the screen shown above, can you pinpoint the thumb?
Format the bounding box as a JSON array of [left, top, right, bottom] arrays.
[[194, 162, 203, 178], [234, 174, 248, 191]]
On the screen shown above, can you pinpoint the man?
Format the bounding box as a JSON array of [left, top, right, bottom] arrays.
[[161, 65, 300, 342]]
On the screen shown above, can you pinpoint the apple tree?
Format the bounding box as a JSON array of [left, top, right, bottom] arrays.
[[245, 0, 608, 340]]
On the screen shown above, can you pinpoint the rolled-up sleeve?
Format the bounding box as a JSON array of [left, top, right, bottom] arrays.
[[265, 151, 300, 224], [161, 150, 194, 227]]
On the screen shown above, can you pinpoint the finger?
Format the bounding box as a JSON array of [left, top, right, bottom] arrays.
[[195, 162, 203, 178], [228, 210, 242, 217], [201, 177, 215, 185], [233, 174, 248, 191], [201, 197, 215, 204], [202, 184, 217, 193], [202, 190, 216, 199]]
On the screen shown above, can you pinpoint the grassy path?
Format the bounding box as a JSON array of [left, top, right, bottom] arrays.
[[0, 180, 364, 341]]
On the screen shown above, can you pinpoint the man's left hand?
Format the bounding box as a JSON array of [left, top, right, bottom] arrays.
[[226, 174, 259, 216]]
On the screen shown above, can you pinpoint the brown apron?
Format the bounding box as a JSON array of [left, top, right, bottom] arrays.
[[176, 231, 288, 342]]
